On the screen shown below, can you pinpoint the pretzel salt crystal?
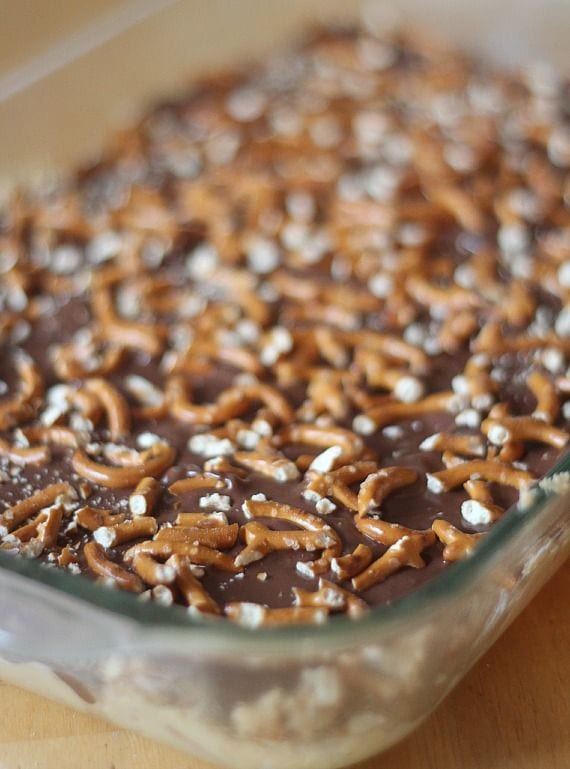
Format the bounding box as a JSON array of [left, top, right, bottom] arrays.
[[93, 517, 158, 548], [155, 523, 239, 550], [225, 602, 328, 627], [125, 540, 240, 571], [352, 532, 435, 592], [427, 460, 535, 493], [482, 415, 568, 449], [83, 378, 131, 440], [234, 521, 337, 567], [0, 483, 72, 535], [525, 371, 560, 423], [233, 451, 300, 482], [84, 541, 143, 592], [167, 554, 221, 614], [132, 552, 177, 585], [330, 543, 373, 580], [129, 476, 162, 516], [71, 442, 175, 489], [292, 578, 368, 618], [357, 466, 418, 517], [419, 432, 486, 458], [432, 519, 485, 561], [0, 438, 50, 466]]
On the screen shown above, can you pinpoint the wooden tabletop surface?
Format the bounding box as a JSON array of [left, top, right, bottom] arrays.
[[0, 560, 567, 769]]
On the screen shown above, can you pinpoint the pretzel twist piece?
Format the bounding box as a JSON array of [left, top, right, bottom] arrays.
[[432, 519, 485, 561], [357, 467, 418, 517]]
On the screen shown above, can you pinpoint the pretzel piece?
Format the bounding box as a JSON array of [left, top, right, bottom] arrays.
[[71, 442, 175, 489], [129, 477, 162, 516], [357, 467, 418, 517], [132, 552, 177, 586], [83, 378, 131, 440], [361, 391, 460, 430], [168, 554, 221, 614], [293, 578, 368, 618], [233, 451, 300, 482], [225, 603, 328, 627], [419, 432, 486, 458], [330, 544, 373, 580], [234, 521, 337, 567], [0, 483, 73, 535], [168, 475, 226, 495], [527, 370, 559, 423], [427, 460, 534, 493], [432, 519, 485, 561], [124, 541, 240, 571], [84, 541, 143, 592], [352, 532, 435, 592], [155, 523, 238, 550], [482, 415, 568, 449], [94, 517, 158, 549], [0, 438, 50, 466]]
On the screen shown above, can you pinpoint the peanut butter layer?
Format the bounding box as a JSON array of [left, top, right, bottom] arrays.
[[0, 25, 569, 625]]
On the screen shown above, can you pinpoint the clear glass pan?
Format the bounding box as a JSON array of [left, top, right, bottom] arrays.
[[0, 2, 568, 767]]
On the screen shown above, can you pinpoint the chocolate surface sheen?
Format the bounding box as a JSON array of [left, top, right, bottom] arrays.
[[0, 25, 569, 626]]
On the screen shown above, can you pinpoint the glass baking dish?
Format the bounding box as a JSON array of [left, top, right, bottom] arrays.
[[0, 2, 569, 767]]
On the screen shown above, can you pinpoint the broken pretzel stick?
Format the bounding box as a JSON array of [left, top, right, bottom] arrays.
[[0, 483, 73, 535], [168, 474, 226, 495], [225, 602, 328, 628], [357, 466, 418, 517], [234, 521, 337, 567], [132, 552, 177, 585], [168, 554, 221, 615], [482, 415, 568, 449], [293, 578, 368, 618], [432, 519, 485, 561], [331, 543, 373, 580], [0, 438, 50, 466], [233, 451, 300, 482], [129, 476, 162, 516], [527, 370, 559, 423], [71, 441, 175, 489], [83, 378, 131, 440], [124, 540, 240, 572], [419, 432, 485, 458], [427, 460, 534, 493], [352, 532, 435, 592], [84, 541, 143, 592], [155, 523, 238, 550], [93, 517, 158, 548]]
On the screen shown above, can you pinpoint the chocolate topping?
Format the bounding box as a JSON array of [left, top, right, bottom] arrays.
[[0, 24, 569, 625]]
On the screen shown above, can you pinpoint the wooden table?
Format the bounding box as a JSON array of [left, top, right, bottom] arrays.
[[0, 561, 567, 769]]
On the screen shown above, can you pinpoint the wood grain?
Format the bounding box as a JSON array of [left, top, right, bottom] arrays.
[[0, 561, 567, 769]]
